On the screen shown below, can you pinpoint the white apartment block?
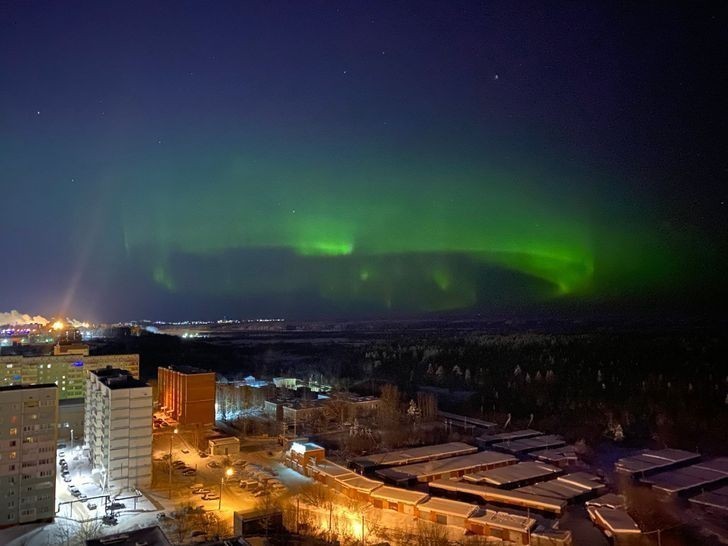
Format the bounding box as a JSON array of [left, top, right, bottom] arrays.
[[0, 384, 58, 527], [85, 367, 152, 490]]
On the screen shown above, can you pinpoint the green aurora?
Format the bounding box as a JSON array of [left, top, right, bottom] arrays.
[[121, 148, 686, 313]]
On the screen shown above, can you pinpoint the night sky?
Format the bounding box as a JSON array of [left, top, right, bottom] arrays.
[[1, 1, 726, 321]]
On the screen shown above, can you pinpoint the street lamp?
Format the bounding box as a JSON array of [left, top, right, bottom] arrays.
[[168, 428, 178, 498], [219, 467, 233, 511]]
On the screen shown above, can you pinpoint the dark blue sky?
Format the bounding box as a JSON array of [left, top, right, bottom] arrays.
[[1, 2, 726, 321]]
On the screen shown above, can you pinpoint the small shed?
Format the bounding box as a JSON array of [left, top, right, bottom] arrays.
[[208, 436, 240, 455]]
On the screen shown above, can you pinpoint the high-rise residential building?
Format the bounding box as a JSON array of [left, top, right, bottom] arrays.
[[85, 367, 152, 490], [0, 352, 140, 443], [158, 366, 215, 426], [0, 351, 139, 400], [0, 384, 58, 528]]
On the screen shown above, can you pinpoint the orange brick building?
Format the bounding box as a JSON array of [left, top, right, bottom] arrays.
[[158, 366, 216, 426]]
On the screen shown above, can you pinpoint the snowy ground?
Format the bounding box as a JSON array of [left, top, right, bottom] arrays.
[[0, 416, 307, 546]]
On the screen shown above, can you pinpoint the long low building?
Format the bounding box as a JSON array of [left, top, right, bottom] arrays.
[[349, 442, 477, 473], [586, 493, 627, 510], [689, 485, 728, 513], [375, 450, 516, 485], [415, 496, 479, 527], [642, 458, 728, 495], [614, 448, 700, 477], [587, 506, 641, 536], [370, 486, 430, 514], [557, 472, 607, 494], [465, 510, 536, 545], [492, 434, 566, 455], [428, 478, 567, 515], [477, 429, 543, 448], [463, 461, 562, 489], [530, 446, 578, 467]]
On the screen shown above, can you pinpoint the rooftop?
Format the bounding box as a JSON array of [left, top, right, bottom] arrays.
[[588, 507, 641, 534], [376, 451, 516, 483], [91, 367, 149, 389], [586, 493, 627, 510], [464, 461, 561, 487], [164, 365, 214, 375], [351, 442, 478, 470], [615, 448, 700, 475], [492, 434, 566, 454], [370, 485, 430, 504], [337, 474, 383, 492], [642, 460, 728, 494], [478, 429, 543, 444], [468, 509, 536, 532], [429, 479, 566, 514], [689, 485, 728, 512], [417, 496, 479, 518]]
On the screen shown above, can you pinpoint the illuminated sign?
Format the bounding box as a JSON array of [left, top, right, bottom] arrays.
[[72, 361, 84, 367]]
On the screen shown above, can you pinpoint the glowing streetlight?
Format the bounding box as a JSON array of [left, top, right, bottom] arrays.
[[219, 467, 233, 511], [52, 320, 65, 331]]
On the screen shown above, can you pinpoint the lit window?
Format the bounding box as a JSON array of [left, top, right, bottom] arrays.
[[47, 364, 51, 368], [9, 427, 17, 436]]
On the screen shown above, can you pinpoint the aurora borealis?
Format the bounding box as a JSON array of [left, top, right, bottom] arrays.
[[1, 2, 725, 320]]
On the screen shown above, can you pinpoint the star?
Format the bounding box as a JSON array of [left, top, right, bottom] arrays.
[[36, 110, 40, 115], [493, 74, 499, 81]]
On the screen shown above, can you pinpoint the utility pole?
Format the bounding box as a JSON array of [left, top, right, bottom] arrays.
[[168, 428, 177, 498]]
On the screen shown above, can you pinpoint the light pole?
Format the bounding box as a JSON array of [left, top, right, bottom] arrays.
[[168, 428, 178, 498], [219, 467, 233, 511], [70, 428, 74, 451]]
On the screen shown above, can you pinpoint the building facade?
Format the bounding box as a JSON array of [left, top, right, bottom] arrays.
[[0, 384, 58, 527], [0, 352, 139, 401], [158, 366, 215, 426], [85, 367, 152, 490]]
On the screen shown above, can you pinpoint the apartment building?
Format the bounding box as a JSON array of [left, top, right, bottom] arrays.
[[85, 367, 152, 490], [0, 351, 139, 401], [157, 365, 215, 426], [0, 384, 58, 528]]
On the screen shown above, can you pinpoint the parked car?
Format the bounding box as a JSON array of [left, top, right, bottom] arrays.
[[87, 502, 97, 510], [181, 448, 189, 454], [192, 488, 211, 495], [183, 470, 197, 476], [189, 482, 204, 489], [109, 502, 125, 510], [58, 458, 66, 465], [156, 512, 168, 520], [57, 443, 67, 450], [206, 461, 219, 468], [202, 493, 220, 501], [79, 494, 87, 501], [198, 451, 209, 458], [102, 514, 117, 525], [72, 490, 82, 498], [63, 476, 72, 483], [190, 530, 206, 537]]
